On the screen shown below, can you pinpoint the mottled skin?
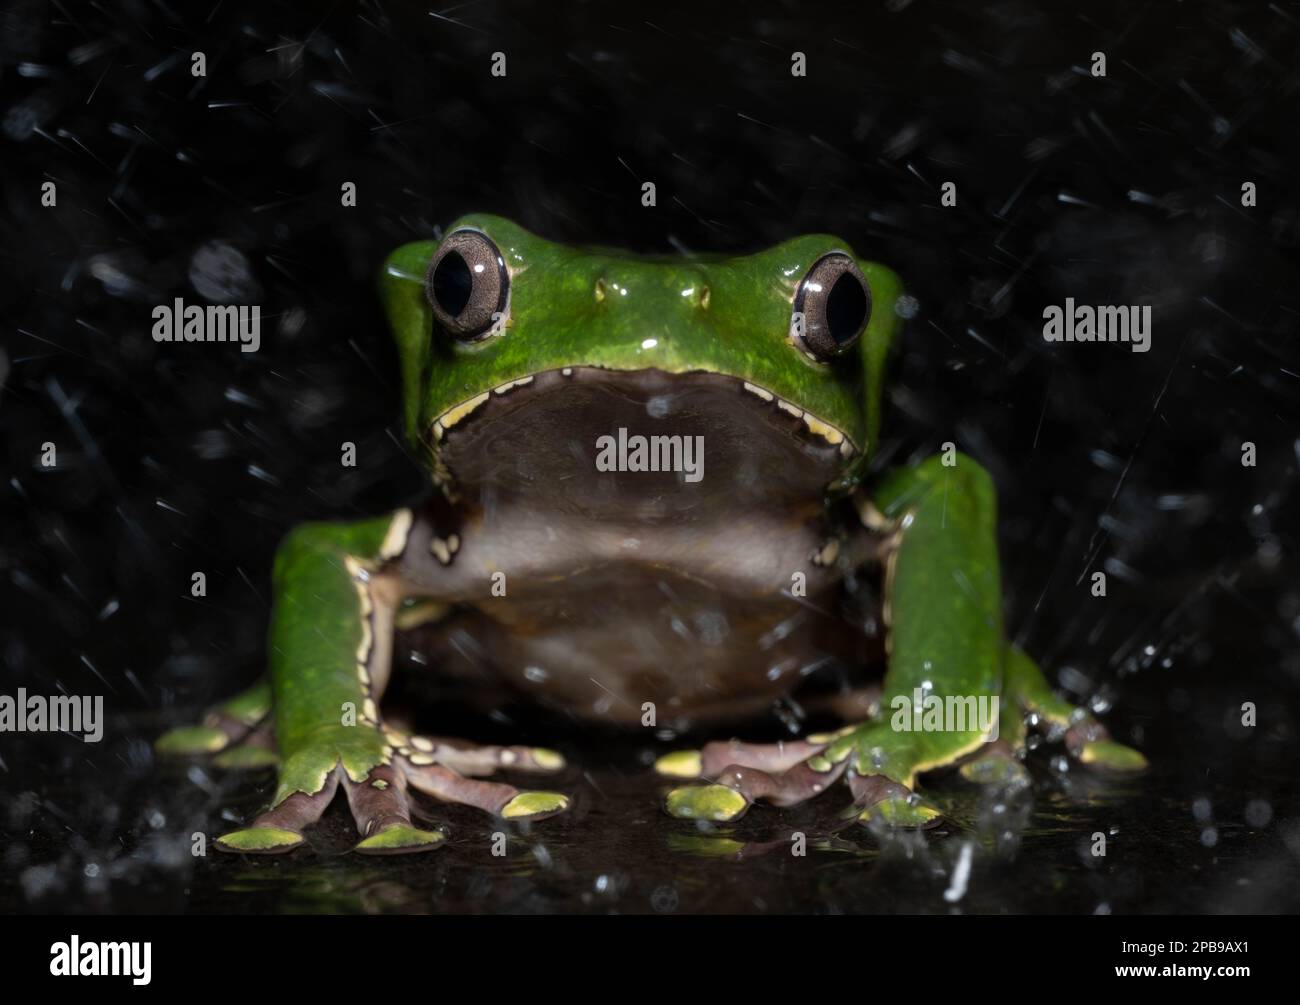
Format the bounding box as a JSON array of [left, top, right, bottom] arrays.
[[159, 214, 1145, 854]]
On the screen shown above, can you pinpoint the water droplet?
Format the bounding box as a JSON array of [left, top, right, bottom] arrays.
[[1245, 799, 1273, 828]]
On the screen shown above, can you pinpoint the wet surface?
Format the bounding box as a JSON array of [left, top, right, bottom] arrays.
[[7, 648, 1300, 916], [181, 763, 1294, 916]]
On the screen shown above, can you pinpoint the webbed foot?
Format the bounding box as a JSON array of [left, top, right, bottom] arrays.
[[658, 722, 943, 829], [659, 646, 1146, 829], [215, 730, 569, 856]]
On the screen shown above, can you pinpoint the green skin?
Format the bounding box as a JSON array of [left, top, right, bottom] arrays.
[[158, 214, 1145, 854]]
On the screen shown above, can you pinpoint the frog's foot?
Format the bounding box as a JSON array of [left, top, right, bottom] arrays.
[[214, 731, 568, 856], [659, 723, 944, 829], [156, 679, 278, 769], [216, 761, 448, 856], [1004, 646, 1148, 773]]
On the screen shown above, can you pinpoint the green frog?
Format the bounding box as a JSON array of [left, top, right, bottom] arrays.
[[158, 214, 1145, 854]]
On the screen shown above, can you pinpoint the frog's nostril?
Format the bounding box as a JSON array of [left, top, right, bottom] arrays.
[[594, 277, 606, 303]]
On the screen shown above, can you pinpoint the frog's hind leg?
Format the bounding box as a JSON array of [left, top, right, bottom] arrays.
[[156, 678, 278, 769], [1003, 645, 1147, 772], [208, 511, 573, 856]]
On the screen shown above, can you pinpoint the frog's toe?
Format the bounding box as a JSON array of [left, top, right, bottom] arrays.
[[665, 756, 849, 821], [501, 791, 570, 819], [1066, 725, 1148, 773], [341, 763, 453, 854], [665, 783, 751, 822], [848, 773, 944, 830], [216, 777, 340, 855], [213, 739, 279, 770], [385, 731, 566, 777], [403, 758, 570, 821], [160, 717, 276, 770], [156, 724, 230, 756], [157, 680, 273, 760], [655, 750, 703, 779], [854, 795, 944, 828], [354, 823, 445, 855], [215, 826, 305, 854], [655, 737, 827, 780]]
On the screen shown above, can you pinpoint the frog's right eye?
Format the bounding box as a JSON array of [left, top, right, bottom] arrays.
[[426, 230, 509, 340]]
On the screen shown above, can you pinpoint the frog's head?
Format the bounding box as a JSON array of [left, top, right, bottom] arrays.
[[380, 214, 903, 507]]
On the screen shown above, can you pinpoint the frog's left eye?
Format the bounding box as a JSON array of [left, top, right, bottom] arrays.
[[426, 230, 509, 340], [792, 253, 871, 361]]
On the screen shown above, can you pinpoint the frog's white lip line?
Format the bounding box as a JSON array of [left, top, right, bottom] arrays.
[[428, 366, 859, 457]]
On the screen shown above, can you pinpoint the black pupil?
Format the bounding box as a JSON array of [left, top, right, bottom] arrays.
[[825, 271, 866, 345], [432, 250, 473, 317]]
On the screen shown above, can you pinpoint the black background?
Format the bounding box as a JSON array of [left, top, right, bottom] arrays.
[[2, 0, 1299, 914]]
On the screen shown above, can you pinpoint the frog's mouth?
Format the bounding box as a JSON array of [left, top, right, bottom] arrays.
[[426, 367, 858, 514]]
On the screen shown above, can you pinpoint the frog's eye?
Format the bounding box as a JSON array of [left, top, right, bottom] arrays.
[[426, 230, 509, 340], [792, 253, 871, 361]]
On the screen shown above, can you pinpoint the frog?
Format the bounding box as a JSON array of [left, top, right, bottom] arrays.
[[157, 213, 1146, 854]]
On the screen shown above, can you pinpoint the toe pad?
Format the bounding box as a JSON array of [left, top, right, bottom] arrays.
[[156, 725, 228, 755], [665, 784, 748, 822], [216, 826, 303, 854], [355, 824, 446, 855], [501, 792, 570, 819]]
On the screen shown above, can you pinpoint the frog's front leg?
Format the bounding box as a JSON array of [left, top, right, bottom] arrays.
[[661, 452, 1001, 824], [215, 506, 567, 856], [661, 452, 1144, 826]]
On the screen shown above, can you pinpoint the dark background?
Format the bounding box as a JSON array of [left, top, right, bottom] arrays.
[[2, 0, 1299, 914]]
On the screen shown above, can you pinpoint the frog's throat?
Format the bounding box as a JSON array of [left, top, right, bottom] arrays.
[[420, 366, 860, 503], [427, 365, 859, 456]]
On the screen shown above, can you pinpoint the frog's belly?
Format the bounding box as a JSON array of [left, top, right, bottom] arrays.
[[408, 563, 878, 729]]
